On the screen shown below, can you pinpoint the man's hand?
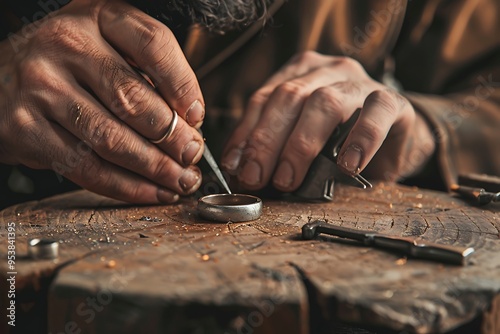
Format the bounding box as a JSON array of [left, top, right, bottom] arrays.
[[0, 0, 205, 203], [222, 51, 436, 191]]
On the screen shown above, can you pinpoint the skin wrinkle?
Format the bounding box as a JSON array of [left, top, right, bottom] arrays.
[[138, 25, 170, 59]]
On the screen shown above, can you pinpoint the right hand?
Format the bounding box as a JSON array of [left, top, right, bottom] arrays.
[[0, 0, 205, 203]]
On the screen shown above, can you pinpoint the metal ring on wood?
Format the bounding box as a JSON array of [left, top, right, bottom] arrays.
[[198, 194, 263, 222], [28, 238, 59, 260]]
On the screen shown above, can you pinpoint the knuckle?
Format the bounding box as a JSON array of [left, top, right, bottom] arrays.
[[98, 1, 116, 19], [39, 17, 92, 54], [3, 111, 38, 160], [17, 57, 60, 93], [247, 128, 275, 156], [114, 79, 150, 119], [310, 87, 345, 114], [335, 56, 363, 71], [10, 110, 36, 137], [138, 23, 174, 63], [367, 90, 400, 117], [387, 89, 410, 109], [287, 134, 319, 161], [95, 56, 152, 119], [356, 121, 385, 143], [76, 154, 107, 188], [100, 129, 127, 155], [17, 57, 42, 83], [288, 51, 323, 75], [248, 90, 270, 110], [331, 80, 361, 95], [16, 61, 65, 112], [291, 50, 320, 65], [170, 73, 198, 102], [138, 23, 162, 49], [276, 81, 306, 98], [88, 116, 126, 154]]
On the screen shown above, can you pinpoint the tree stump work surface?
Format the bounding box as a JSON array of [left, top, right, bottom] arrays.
[[1, 183, 499, 334]]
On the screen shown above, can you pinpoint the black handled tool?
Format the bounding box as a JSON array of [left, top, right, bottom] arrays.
[[302, 220, 475, 265]]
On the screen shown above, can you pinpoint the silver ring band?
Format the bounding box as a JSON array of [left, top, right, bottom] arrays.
[[150, 110, 178, 144], [198, 194, 263, 222]]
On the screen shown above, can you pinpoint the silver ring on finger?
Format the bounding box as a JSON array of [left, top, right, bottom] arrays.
[[150, 110, 178, 144]]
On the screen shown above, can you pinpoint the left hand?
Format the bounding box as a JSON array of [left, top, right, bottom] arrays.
[[221, 51, 436, 191]]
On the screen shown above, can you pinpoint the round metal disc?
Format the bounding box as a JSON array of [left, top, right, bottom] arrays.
[[198, 194, 263, 222], [28, 238, 59, 259]]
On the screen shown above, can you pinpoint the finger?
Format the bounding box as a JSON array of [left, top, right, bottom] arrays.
[[273, 82, 366, 191], [98, 1, 205, 127], [72, 49, 204, 166], [337, 89, 413, 178], [221, 89, 269, 172], [19, 118, 179, 204], [235, 67, 350, 190], [151, 109, 205, 167], [47, 86, 202, 195]]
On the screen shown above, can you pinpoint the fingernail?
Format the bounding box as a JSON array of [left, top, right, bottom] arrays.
[[221, 148, 242, 171], [339, 145, 362, 174], [186, 100, 205, 127], [182, 140, 202, 165], [157, 189, 179, 204], [239, 160, 261, 186], [179, 167, 201, 192], [273, 160, 294, 189]]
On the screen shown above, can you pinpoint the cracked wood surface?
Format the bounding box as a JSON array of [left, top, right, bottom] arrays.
[[1, 182, 499, 334]]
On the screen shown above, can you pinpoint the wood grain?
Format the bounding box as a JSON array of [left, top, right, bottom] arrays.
[[1, 182, 499, 334]]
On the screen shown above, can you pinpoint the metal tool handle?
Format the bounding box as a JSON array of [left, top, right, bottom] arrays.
[[302, 220, 474, 265], [451, 184, 499, 205], [370, 235, 475, 265]]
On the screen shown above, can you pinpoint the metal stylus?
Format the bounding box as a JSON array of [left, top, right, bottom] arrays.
[[202, 145, 232, 194]]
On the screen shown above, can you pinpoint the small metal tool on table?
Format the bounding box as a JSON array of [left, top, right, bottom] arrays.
[[451, 185, 499, 205], [28, 238, 59, 260], [451, 174, 500, 205], [302, 220, 475, 265], [294, 109, 372, 201]]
